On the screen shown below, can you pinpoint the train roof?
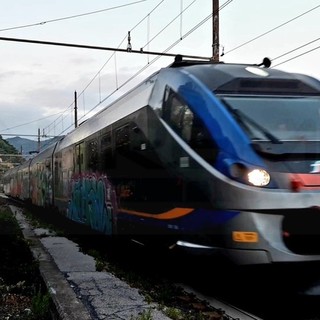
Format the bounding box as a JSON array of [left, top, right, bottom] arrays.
[[169, 57, 320, 95], [35, 57, 320, 154]]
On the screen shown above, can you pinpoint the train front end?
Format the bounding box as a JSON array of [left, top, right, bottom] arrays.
[[150, 59, 320, 266]]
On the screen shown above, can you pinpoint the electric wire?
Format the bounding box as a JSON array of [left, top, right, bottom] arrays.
[[140, 0, 198, 51], [0, 0, 147, 32], [223, 3, 320, 56], [272, 43, 320, 68], [0, 111, 65, 133], [272, 37, 320, 62]]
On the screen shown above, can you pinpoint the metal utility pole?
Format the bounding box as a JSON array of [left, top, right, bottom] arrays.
[[37, 128, 41, 152], [212, 0, 220, 62], [74, 91, 78, 128]]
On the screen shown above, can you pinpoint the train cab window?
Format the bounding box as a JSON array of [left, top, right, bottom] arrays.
[[163, 87, 218, 163], [162, 87, 193, 142]]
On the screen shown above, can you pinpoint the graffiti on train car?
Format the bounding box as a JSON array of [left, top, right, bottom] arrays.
[[67, 173, 117, 234], [31, 166, 52, 207]]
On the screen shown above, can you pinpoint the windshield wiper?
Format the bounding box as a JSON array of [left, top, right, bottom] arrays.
[[222, 99, 282, 144]]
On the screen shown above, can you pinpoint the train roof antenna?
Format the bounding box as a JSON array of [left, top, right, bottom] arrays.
[[256, 57, 271, 68]]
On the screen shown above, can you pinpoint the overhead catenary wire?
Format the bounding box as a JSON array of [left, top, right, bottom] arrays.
[[223, 3, 320, 56], [271, 36, 320, 62], [140, 0, 198, 51], [272, 43, 320, 68], [0, 0, 147, 32]]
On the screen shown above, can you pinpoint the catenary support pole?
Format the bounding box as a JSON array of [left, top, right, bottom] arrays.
[[212, 0, 220, 61]]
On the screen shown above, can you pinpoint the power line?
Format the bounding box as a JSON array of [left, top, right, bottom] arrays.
[[0, 112, 65, 133], [140, 0, 198, 51], [272, 43, 320, 68], [0, 133, 57, 138], [0, 0, 147, 32], [224, 3, 320, 55], [272, 36, 320, 62]]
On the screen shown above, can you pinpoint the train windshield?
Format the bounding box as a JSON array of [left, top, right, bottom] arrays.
[[221, 96, 320, 141]]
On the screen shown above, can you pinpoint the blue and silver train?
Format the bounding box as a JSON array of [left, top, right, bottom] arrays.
[[3, 56, 320, 266]]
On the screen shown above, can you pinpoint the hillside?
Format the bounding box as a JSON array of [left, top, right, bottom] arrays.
[[6, 136, 63, 157], [0, 136, 22, 176], [0, 136, 19, 155]]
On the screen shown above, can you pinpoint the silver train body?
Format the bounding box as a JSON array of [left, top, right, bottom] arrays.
[[3, 57, 320, 266]]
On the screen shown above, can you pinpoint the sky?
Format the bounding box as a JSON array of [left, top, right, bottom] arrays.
[[0, 0, 319, 141]]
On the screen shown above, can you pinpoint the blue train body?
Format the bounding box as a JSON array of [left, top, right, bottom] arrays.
[[4, 57, 320, 265]]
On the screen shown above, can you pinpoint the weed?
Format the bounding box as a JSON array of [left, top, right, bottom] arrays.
[[31, 290, 52, 319], [163, 306, 185, 319], [131, 308, 153, 320]]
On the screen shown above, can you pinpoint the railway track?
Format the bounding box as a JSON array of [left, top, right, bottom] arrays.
[[176, 283, 264, 320]]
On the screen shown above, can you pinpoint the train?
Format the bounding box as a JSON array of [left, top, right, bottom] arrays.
[[3, 55, 320, 266]]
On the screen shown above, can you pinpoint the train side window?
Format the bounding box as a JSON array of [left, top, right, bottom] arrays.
[[75, 142, 85, 174], [86, 139, 99, 171], [115, 125, 130, 149], [101, 132, 112, 148], [101, 132, 115, 169]]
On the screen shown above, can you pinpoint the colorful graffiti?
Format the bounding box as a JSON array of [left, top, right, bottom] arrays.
[[67, 174, 117, 235], [30, 166, 52, 207]]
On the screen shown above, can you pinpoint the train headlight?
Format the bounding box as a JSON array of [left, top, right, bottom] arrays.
[[247, 169, 270, 186]]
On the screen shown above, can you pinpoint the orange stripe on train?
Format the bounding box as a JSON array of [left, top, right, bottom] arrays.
[[120, 207, 194, 219]]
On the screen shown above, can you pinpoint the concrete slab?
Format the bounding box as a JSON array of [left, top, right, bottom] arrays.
[[10, 205, 171, 320]]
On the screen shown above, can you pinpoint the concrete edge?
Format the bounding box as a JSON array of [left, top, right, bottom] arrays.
[[9, 205, 92, 320]]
